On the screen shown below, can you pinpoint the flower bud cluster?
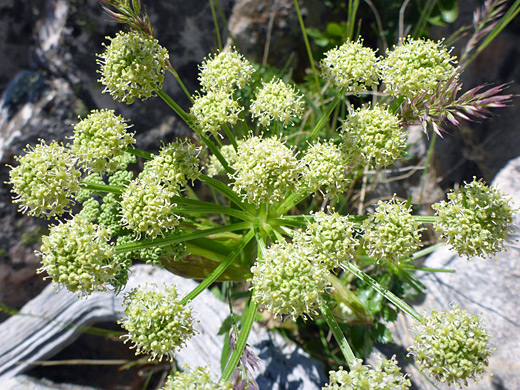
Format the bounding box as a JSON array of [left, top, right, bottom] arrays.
[[432, 178, 515, 259], [190, 90, 242, 137], [71, 109, 136, 173], [37, 214, 116, 296], [380, 37, 458, 100], [230, 136, 301, 205], [320, 40, 379, 93], [341, 106, 406, 169], [120, 284, 197, 361], [362, 197, 422, 264], [294, 210, 359, 270], [409, 305, 493, 387], [7, 140, 81, 218], [251, 242, 330, 320], [161, 365, 233, 390], [323, 356, 411, 390], [250, 78, 304, 128], [97, 31, 169, 104]]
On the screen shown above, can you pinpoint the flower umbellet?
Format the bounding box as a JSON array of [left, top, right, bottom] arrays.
[[6, 1, 517, 387]]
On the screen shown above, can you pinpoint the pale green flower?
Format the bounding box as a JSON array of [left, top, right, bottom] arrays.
[[251, 242, 330, 320], [37, 214, 116, 296], [190, 90, 242, 138], [320, 39, 379, 93], [323, 356, 410, 390], [409, 305, 493, 387], [7, 140, 81, 218], [362, 197, 423, 264], [380, 37, 458, 99], [198, 47, 255, 92], [432, 177, 515, 259], [341, 105, 406, 169], [161, 365, 233, 390], [120, 284, 197, 361], [206, 144, 238, 177], [301, 140, 350, 195], [71, 109, 136, 173], [97, 30, 169, 104], [120, 175, 181, 238], [250, 78, 304, 127], [230, 136, 301, 205]]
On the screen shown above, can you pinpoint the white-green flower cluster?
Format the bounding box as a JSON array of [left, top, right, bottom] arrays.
[[161, 365, 233, 390], [409, 305, 493, 387], [320, 40, 379, 93], [198, 47, 255, 92], [206, 143, 238, 177], [120, 284, 197, 361], [323, 356, 411, 390], [362, 197, 422, 264], [380, 37, 458, 99], [295, 210, 359, 270], [190, 90, 242, 137], [120, 175, 181, 238], [301, 140, 350, 195], [141, 140, 201, 190], [250, 78, 304, 127], [341, 106, 406, 169], [37, 214, 116, 296], [251, 242, 330, 320], [230, 136, 301, 205], [97, 30, 169, 104], [7, 140, 81, 218], [432, 178, 515, 259], [71, 109, 136, 173]]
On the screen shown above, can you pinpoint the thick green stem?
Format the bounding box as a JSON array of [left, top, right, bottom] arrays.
[[319, 301, 356, 368]]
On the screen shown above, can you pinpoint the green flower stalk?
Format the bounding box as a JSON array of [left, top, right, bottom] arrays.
[[198, 47, 255, 93], [230, 135, 301, 206], [37, 214, 116, 296], [250, 78, 304, 128], [301, 139, 351, 196], [362, 197, 423, 264], [380, 37, 458, 100], [322, 356, 411, 390], [71, 109, 136, 173], [97, 30, 169, 104], [7, 140, 81, 218], [341, 106, 406, 169], [294, 210, 359, 270], [320, 39, 380, 93], [207, 143, 239, 177], [432, 177, 515, 259], [251, 242, 330, 320], [120, 284, 197, 361], [161, 365, 233, 390], [190, 90, 242, 138], [120, 175, 181, 238], [409, 305, 493, 387]]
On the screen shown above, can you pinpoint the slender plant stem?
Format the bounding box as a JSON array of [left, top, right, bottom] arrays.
[[167, 63, 194, 103], [171, 196, 254, 221], [125, 147, 153, 160], [199, 174, 256, 214], [209, 0, 222, 50], [307, 88, 345, 145], [222, 124, 238, 150], [418, 132, 437, 209], [319, 301, 356, 368], [79, 182, 123, 195], [156, 89, 193, 127], [200, 135, 234, 175]]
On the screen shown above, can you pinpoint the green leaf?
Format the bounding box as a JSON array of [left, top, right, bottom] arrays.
[[326, 22, 343, 37]]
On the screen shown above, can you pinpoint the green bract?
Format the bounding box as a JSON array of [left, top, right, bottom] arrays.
[[380, 37, 458, 99], [120, 284, 197, 361], [37, 214, 116, 296], [250, 78, 304, 128], [320, 39, 380, 93], [161, 365, 233, 390], [190, 90, 242, 137], [323, 356, 411, 390], [362, 197, 423, 264], [71, 109, 136, 173], [198, 47, 255, 92], [341, 105, 406, 169], [97, 30, 169, 104], [230, 136, 301, 205], [432, 178, 515, 259], [251, 242, 330, 320], [7, 140, 81, 218], [409, 305, 493, 387]]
